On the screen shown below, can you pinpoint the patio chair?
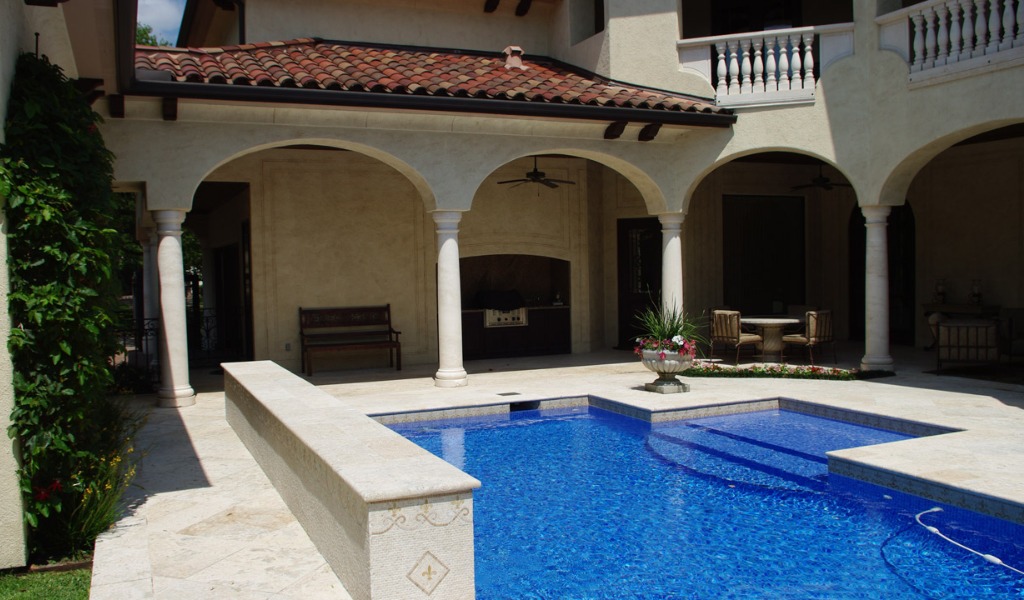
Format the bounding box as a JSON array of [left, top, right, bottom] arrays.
[[785, 304, 815, 333], [781, 309, 836, 365], [710, 310, 763, 365]]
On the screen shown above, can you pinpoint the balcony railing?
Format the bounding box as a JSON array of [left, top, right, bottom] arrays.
[[878, 0, 1024, 85], [677, 24, 854, 108]]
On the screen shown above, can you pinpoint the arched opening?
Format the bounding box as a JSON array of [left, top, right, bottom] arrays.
[[896, 123, 1024, 351], [687, 152, 857, 337], [466, 153, 663, 357], [184, 143, 434, 374]]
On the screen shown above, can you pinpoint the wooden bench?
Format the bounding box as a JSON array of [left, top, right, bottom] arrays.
[[299, 305, 401, 376]]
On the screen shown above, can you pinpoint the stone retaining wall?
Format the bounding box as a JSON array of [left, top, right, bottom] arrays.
[[223, 361, 480, 599]]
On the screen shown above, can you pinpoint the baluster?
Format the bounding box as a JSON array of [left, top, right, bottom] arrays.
[[1001, 0, 1015, 48], [752, 38, 764, 92], [947, 0, 963, 63], [912, 12, 927, 70], [925, 7, 938, 66], [715, 42, 727, 97], [765, 36, 778, 91], [961, 0, 976, 58], [987, 0, 1002, 53], [778, 36, 791, 90], [1017, 0, 1024, 45], [937, 3, 950, 65], [728, 40, 740, 95], [974, 0, 988, 56], [802, 33, 815, 89], [740, 38, 753, 94], [789, 35, 803, 89]]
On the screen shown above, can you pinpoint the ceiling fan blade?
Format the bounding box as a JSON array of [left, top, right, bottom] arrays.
[[498, 178, 529, 185], [546, 178, 576, 185], [540, 179, 559, 188], [791, 183, 816, 190]]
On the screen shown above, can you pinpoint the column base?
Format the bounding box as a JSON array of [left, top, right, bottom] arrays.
[[859, 356, 895, 372], [158, 386, 197, 408], [434, 368, 469, 388]]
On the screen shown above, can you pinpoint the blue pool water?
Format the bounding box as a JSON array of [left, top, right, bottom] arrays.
[[390, 407, 1024, 599]]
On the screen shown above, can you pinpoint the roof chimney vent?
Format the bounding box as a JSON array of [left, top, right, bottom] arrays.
[[503, 46, 527, 70]]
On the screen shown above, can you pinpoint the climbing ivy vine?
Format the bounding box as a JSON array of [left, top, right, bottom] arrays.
[[2, 53, 139, 560]]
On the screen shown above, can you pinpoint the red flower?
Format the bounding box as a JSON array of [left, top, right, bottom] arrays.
[[34, 487, 49, 501]]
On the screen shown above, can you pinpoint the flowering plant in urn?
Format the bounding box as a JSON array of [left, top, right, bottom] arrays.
[[633, 305, 703, 359], [633, 305, 704, 393]]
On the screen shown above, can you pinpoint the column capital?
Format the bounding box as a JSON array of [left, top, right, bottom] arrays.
[[152, 209, 187, 233], [432, 210, 463, 230], [658, 213, 686, 229], [861, 205, 892, 224]]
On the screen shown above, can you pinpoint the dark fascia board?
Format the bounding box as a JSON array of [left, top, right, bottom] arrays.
[[125, 79, 737, 128], [176, 0, 200, 47], [114, 0, 138, 93]]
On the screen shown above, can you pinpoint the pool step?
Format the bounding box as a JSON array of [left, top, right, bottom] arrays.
[[646, 423, 829, 493]]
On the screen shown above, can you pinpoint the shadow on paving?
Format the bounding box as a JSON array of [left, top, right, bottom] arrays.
[[123, 396, 211, 501]]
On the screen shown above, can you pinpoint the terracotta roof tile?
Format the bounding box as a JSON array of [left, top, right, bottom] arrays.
[[135, 38, 727, 116]]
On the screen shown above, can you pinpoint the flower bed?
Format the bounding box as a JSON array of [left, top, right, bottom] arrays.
[[686, 361, 856, 380]]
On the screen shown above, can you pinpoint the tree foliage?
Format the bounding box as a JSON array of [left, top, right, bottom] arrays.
[[136, 23, 171, 47], [1, 53, 138, 560]]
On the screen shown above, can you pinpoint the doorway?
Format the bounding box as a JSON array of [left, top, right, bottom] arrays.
[[722, 195, 806, 315], [617, 217, 662, 349]]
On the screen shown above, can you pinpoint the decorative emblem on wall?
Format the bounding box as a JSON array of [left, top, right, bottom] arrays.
[[370, 495, 472, 535], [407, 551, 450, 595]]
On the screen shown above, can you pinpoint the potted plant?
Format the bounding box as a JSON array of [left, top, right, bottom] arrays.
[[633, 304, 705, 393]]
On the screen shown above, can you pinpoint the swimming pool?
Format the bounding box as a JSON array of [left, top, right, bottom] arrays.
[[390, 406, 1024, 599]]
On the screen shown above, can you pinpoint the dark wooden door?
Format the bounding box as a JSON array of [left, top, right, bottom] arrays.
[[722, 195, 805, 315], [617, 218, 662, 349]]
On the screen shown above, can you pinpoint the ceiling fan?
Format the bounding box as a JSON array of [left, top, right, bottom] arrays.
[[791, 165, 852, 191], [497, 156, 576, 189]]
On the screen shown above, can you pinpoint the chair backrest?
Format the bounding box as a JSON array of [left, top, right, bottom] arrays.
[[788, 304, 816, 317], [806, 310, 833, 344], [711, 310, 741, 343]]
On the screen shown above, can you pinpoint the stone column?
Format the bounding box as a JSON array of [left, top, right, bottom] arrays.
[[141, 229, 160, 369], [433, 211, 468, 387], [860, 206, 895, 372], [153, 210, 196, 407], [659, 213, 685, 314]]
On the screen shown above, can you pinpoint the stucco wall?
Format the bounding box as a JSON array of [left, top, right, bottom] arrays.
[[0, 0, 28, 571], [245, 0, 554, 55]]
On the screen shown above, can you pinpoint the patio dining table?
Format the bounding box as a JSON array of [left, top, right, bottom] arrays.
[[740, 316, 801, 362]]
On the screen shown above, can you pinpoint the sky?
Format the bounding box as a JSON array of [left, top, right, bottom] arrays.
[[138, 0, 187, 45]]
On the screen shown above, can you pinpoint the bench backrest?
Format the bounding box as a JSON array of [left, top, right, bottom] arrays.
[[300, 305, 393, 333]]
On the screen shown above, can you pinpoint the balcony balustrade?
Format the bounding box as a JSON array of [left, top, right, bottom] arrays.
[[878, 0, 1024, 85], [678, 24, 854, 108]]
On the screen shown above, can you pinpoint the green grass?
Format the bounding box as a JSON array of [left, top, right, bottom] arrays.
[[0, 568, 90, 599]]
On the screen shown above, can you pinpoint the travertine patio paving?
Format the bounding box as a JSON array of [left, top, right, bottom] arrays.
[[89, 345, 1024, 598]]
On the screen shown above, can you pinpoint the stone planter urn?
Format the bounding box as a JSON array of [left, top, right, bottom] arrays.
[[640, 349, 692, 393]]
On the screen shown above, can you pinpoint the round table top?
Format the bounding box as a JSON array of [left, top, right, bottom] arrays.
[[740, 316, 800, 326]]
